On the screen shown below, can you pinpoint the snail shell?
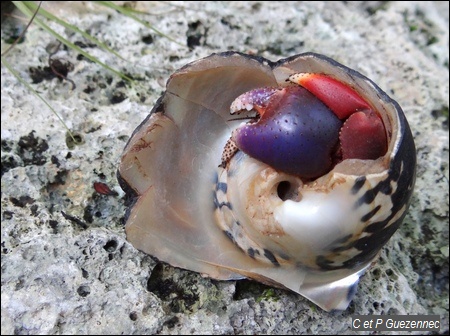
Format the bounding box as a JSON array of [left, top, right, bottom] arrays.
[[117, 52, 416, 311]]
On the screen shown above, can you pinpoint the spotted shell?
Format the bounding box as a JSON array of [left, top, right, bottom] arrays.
[[117, 52, 416, 311]]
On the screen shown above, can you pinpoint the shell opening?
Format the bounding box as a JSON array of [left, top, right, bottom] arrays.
[[276, 180, 300, 202]]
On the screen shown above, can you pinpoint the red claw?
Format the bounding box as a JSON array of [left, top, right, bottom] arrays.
[[340, 111, 387, 160], [289, 73, 371, 120], [291, 73, 388, 162]]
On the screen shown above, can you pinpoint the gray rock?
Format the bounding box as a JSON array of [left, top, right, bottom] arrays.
[[1, 1, 448, 334]]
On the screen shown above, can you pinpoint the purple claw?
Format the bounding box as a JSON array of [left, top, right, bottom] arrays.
[[230, 87, 280, 115], [232, 86, 342, 178]]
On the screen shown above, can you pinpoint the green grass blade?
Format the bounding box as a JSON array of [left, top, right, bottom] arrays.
[[23, 1, 126, 61], [13, 1, 133, 81], [1, 56, 78, 143], [1, 1, 41, 57], [96, 1, 185, 47]]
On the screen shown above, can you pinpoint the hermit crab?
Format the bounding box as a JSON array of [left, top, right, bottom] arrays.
[[117, 52, 416, 311]]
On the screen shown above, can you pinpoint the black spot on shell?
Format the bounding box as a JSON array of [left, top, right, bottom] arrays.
[[223, 230, 235, 243], [379, 180, 393, 195], [219, 201, 232, 209], [212, 192, 231, 210], [216, 182, 227, 193], [263, 249, 279, 266], [330, 234, 354, 252], [278, 252, 290, 261], [355, 186, 378, 207], [364, 220, 389, 234], [316, 255, 336, 270], [361, 205, 381, 222], [351, 176, 366, 194]]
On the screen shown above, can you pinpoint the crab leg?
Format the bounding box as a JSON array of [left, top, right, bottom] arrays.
[[220, 137, 239, 168], [221, 87, 282, 168]]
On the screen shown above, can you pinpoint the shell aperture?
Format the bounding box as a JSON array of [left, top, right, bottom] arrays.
[[290, 73, 388, 161], [117, 52, 416, 312], [227, 73, 388, 178]]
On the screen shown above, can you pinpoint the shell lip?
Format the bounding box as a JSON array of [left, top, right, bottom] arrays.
[[173, 50, 278, 75], [276, 52, 390, 102], [289, 53, 413, 168], [120, 94, 166, 152], [116, 95, 166, 224]]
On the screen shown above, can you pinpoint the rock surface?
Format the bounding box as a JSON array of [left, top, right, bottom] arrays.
[[1, 1, 448, 334]]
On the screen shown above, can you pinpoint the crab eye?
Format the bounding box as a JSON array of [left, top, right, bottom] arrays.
[[118, 52, 416, 312]]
